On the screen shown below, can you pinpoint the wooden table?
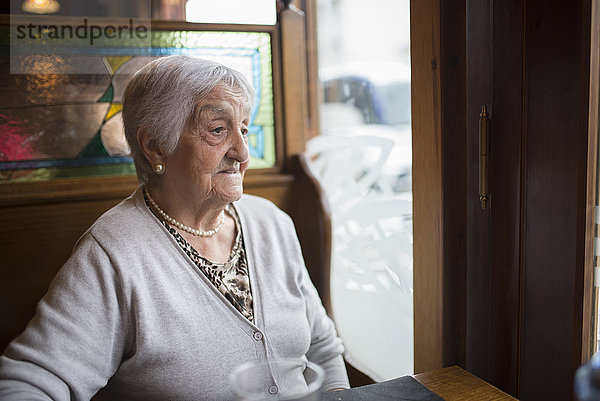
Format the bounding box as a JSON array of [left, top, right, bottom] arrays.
[[414, 366, 518, 400]]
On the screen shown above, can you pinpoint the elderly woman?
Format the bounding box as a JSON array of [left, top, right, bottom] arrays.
[[0, 55, 349, 400]]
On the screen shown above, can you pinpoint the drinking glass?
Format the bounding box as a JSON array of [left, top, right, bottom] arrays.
[[229, 358, 325, 401]]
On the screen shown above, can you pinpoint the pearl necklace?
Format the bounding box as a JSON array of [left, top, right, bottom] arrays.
[[145, 188, 225, 237]]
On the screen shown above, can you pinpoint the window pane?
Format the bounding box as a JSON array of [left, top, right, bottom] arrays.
[[311, 0, 413, 381], [185, 0, 276, 25]]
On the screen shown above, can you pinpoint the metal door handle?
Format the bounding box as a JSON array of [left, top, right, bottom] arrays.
[[479, 105, 490, 209]]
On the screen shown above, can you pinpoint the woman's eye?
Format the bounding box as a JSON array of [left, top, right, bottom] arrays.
[[211, 127, 224, 135], [241, 128, 249, 136]]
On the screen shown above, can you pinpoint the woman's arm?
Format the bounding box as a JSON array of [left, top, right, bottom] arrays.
[[278, 212, 349, 391], [0, 234, 130, 401], [300, 269, 350, 391]]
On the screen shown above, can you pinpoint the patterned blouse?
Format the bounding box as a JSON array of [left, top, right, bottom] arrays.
[[144, 191, 254, 322]]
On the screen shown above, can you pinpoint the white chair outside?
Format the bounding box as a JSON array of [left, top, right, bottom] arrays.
[[305, 134, 414, 382]]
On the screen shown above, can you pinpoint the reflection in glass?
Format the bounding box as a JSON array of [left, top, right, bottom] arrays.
[[315, 0, 413, 381], [21, 0, 61, 14]]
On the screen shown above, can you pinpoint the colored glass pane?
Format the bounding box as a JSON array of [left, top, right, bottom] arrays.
[[0, 27, 275, 182]]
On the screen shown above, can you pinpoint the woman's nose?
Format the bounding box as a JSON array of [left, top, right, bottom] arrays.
[[227, 129, 250, 163]]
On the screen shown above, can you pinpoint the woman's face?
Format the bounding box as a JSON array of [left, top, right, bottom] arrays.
[[161, 84, 251, 206]]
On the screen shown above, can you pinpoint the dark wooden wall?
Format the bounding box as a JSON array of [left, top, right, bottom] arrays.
[[464, 0, 523, 394], [517, 2, 592, 399], [413, 0, 596, 399], [417, 0, 595, 400], [440, 0, 467, 371]]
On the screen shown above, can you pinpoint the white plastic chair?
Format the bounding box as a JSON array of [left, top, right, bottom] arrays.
[[305, 134, 414, 381], [305, 135, 396, 209]]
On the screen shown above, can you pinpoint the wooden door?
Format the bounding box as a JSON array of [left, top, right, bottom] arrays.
[[464, 1, 592, 400], [464, 0, 522, 394]]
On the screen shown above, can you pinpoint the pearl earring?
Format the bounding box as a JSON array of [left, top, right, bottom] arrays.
[[153, 163, 164, 174]]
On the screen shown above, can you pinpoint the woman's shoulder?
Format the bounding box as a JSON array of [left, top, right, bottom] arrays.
[[81, 187, 154, 243], [234, 194, 299, 242], [236, 193, 277, 209], [235, 194, 291, 223]]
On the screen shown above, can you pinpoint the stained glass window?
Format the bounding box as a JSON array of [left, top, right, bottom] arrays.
[[0, 27, 275, 182]]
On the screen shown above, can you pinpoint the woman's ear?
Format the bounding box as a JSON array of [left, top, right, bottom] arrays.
[[137, 128, 164, 166]]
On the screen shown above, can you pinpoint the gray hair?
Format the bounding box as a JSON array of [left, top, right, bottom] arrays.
[[122, 55, 256, 183]]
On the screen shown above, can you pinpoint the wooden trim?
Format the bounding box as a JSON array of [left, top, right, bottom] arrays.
[[270, 24, 287, 172], [517, 2, 592, 398], [279, 5, 309, 165], [410, 0, 444, 373], [244, 173, 296, 188], [297, 0, 321, 139], [415, 366, 517, 401], [440, 0, 467, 369], [0, 173, 295, 207], [583, 0, 600, 363], [0, 176, 139, 207]]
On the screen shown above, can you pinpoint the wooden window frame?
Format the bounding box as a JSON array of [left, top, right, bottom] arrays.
[[583, 0, 600, 362], [0, 12, 309, 208], [410, 0, 445, 373]]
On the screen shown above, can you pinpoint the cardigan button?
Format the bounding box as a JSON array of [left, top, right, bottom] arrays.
[[268, 385, 279, 395], [253, 331, 263, 341]]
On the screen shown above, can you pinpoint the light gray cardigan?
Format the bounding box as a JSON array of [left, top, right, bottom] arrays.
[[0, 188, 349, 400]]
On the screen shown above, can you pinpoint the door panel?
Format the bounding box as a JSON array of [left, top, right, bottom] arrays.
[[465, 0, 494, 382], [519, 1, 591, 399], [486, 0, 523, 394], [465, 1, 523, 393], [464, 1, 591, 399]]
